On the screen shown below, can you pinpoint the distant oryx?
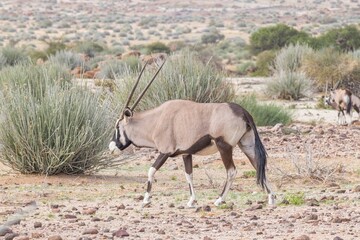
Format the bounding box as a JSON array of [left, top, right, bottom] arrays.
[[109, 61, 275, 208], [325, 88, 360, 125]]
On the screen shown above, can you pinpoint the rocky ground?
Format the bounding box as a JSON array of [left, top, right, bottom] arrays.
[[1, 78, 360, 240]]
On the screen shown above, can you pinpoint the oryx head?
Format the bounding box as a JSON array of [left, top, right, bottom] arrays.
[[324, 88, 336, 106], [109, 60, 166, 153]]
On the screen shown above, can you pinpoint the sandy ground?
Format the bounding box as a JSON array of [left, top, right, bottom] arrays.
[[1, 78, 360, 240]]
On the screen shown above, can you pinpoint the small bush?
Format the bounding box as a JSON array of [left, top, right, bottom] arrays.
[[283, 192, 305, 205], [243, 170, 256, 178], [48, 50, 86, 70], [73, 41, 105, 57], [114, 49, 234, 111], [145, 41, 170, 54], [266, 71, 314, 100], [272, 43, 313, 73], [96, 60, 131, 80], [201, 28, 225, 44], [252, 50, 276, 77], [0, 46, 30, 69], [45, 40, 67, 56], [0, 64, 113, 175], [236, 95, 292, 126]]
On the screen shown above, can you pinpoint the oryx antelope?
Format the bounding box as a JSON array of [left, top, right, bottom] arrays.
[[109, 61, 275, 208], [325, 88, 360, 125]]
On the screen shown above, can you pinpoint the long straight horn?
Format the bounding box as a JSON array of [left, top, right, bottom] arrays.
[[130, 60, 166, 111], [119, 62, 148, 119]]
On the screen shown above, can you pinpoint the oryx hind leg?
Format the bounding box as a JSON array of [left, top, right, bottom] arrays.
[[238, 131, 275, 205], [143, 153, 169, 207], [214, 138, 237, 206], [183, 154, 197, 208]]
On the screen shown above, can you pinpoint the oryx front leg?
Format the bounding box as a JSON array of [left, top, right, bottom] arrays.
[[143, 153, 169, 207], [214, 138, 237, 207], [183, 154, 196, 208]]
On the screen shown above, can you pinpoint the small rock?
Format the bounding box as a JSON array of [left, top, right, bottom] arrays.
[[15, 237, 30, 240], [249, 215, 259, 220], [83, 228, 98, 235], [193, 164, 199, 168], [353, 185, 360, 192], [202, 205, 211, 212], [91, 217, 101, 222], [117, 204, 126, 210], [31, 232, 44, 238], [48, 236, 63, 240], [113, 229, 129, 237], [333, 237, 344, 240], [158, 229, 165, 235], [168, 164, 178, 170], [5, 233, 18, 240], [305, 214, 318, 221], [64, 214, 77, 219], [82, 208, 97, 215], [34, 222, 42, 228], [139, 228, 145, 232], [271, 123, 283, 132], [336, 189, 346, 194], [168, 203, 175, 208], [203, 237, 213, 240], [0, 226, 13, 236], [246, 204, 263, 211], [295, 235, 310, 240]]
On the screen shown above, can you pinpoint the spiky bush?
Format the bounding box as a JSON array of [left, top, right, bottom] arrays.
[[0, 64, 113, 174], [48, 50, 86, 70], [272, 43, 313, 73], [96, 60, 131, 80], [267, 71, 314, 100], [114, 49, 234, 111], [72, 41, 105, 57], [237, 95, 292, 126], [0, 46, 30, 69]]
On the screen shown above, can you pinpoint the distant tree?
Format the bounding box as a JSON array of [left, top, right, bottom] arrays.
[[313, 25, 360, 51], [201, 28, 225, 44], [249, 24, 311, 54]]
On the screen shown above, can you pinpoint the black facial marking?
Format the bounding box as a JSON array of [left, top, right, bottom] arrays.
[[112, 126, 132, 150]]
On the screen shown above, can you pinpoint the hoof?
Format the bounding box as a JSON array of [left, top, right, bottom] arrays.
[[142, 201, 151, 208], [186, 200, 197, 208], [268, 194, 276, 205], [214, 197, 224, 207]]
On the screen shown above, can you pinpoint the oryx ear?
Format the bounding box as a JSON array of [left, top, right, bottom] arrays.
[[123, 108, 133, 118]]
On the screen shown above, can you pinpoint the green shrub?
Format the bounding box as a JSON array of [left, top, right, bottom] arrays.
[[266, 71, 314, 100], [0, 46, 30, 69], [0, 64, 113, 175], [250, 24, 312, 54], [97, 60, 131, 80], [48, 50, 86, 70], [145, 41, 170, 54], [236, 61, 256, 75], [114, 49, 234, 111], [201, 28, 225, 44], [72, 41, 105, 57], [302, 47, 350, 89], [252, 50, 276, 76], [236, 95, 292, 126], [283, 192, 305, 205], [45, 40, 67, 56], [273, 43, 313, 73]]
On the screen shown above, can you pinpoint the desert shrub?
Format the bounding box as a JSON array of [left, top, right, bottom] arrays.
[[236, 95, 292, 126], [48, 50, 86, 70], [266, 71, 314, 100], [301, 47, 351, 89], [28, 50, 48, 62], [114, 49, 234, 111], [72, 41, 105, 57], [272, 43, 313, 73], [201, 28, 225, 44], [250, 24, 312, 54], [0, 46, 30, 69], [0, 64, 113, 175], [252, 50, 276, 76], [122, 56, 142, 72], [313, 25, 360, 51], [45, 40, 67, 56], [236, 61, 256, 75], [145, 41, 170, 54], [96, 60, 130, 80]]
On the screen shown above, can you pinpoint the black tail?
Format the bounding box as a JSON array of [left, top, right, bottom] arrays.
[[346, 93, 352, 115], [244, 112, 267, 190]]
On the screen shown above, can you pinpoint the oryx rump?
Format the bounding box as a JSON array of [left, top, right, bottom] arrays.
[[109, 62, 275, 208]]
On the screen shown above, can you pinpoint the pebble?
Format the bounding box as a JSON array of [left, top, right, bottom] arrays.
[[82, 208, 97, 215], [353, 185, 360, 192], [333, 237, 344, 240], [295, 235, 310, 240], [34, 222, 42, 228], [83, 228, 98, 235], [5, 233, 18, 240], [113, 229, 130, 237], [48, 236, 63, 240]]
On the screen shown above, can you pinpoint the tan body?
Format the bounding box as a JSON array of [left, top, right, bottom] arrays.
[[125, 100, 248, 155]]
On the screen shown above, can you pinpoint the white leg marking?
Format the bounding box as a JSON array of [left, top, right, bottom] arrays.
[[185, 173, 196, 208], [143, 167, 156, 206], [214, 167, 237, 206]]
